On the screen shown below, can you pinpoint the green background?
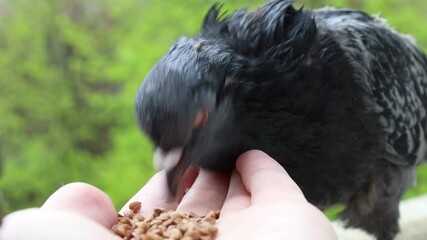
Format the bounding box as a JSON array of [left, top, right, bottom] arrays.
[[0, 0, 426, 219]]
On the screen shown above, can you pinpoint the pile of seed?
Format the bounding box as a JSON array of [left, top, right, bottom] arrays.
[[111, 201, 220, 240]]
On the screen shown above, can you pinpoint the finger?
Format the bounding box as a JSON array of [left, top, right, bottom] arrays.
[[120, 171, 177, 215], [41, 182, 117, 228], [0, 209, 121, 240], [177, 169, 229, 216], [220, 170, 251, 215], [236, 150, 305, 204]]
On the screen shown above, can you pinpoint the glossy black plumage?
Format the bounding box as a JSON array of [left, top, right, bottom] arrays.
[[135, 1, 427, 239]]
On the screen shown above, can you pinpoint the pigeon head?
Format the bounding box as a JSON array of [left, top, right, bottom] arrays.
[[135, 35, 245, 197]]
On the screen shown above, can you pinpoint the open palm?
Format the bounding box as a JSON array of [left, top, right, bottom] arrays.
[[0, 151, 335, 240]]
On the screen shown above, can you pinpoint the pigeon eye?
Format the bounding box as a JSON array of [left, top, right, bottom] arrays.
[[193, 108, 208, 130]]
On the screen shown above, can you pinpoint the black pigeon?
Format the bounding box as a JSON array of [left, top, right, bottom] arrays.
[[135, 1, 427, 239]]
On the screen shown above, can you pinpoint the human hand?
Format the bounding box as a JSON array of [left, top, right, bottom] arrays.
[[0, 150, 336, 240], [134, 150, 336, 240]]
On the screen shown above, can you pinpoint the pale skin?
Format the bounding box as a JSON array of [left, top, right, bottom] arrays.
[[0, 150, 336, 240]]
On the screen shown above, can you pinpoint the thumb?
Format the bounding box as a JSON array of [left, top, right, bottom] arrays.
[[42, 182, 117, 228]]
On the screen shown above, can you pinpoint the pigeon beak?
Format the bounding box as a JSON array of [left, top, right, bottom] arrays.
[[153, 147, 183, 172], [153, 147, 199, 201]]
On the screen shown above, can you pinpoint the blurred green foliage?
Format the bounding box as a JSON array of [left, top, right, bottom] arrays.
[[0, 0, 426, 217]]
